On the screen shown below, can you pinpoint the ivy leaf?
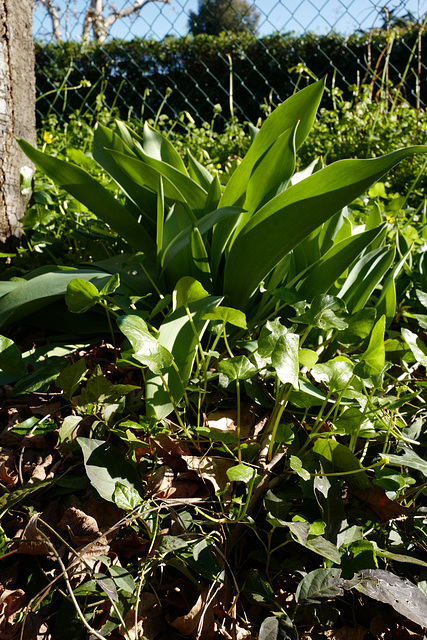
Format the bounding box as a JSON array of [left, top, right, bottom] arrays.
[[204, 306, 247, 329], [117, 314, 173, 374], [100, 273, 120, 296], [354, 314, 386, 378], [65, 278, 101, 313], [296, 568, 344, 604], [258, 318, 289, 358], [311, 357, 354, 392], [271, 332, 299, 388], [402, 327, 427, 367], [78, 438, 143, 503], [289, 455, 310, 481], [56, 358, 88, 400], [218, 355, 257, 381], [173, 276, 209, 310], [113, 482, 143, 511], [354, 569, 427, 628], [0, 335, 25, 377]]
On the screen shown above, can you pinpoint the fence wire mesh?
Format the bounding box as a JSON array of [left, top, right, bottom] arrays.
[[33, 0, 427, 126]]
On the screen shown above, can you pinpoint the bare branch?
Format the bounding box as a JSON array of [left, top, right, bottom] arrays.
[[103, 0, 170, 31], [36, 0, 62, 41]]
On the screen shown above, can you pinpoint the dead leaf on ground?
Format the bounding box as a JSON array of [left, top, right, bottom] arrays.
[[183, 455, 234, 494], [0, 588, 27, 639], [27, 453, 54, 484], [170, 586, 217, 640], [161, 471, 209, 500], [207, 405, 253, 438], [120, 592, 166, 640], [21, 612, 52, 640], [150, 433, 191, 470], [14, 514, 51, 556], [58, 506, 100, 545], [0, 449, 18, 486]]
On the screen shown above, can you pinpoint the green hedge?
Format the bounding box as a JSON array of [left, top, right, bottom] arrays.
[[35, 29, 426, 125]]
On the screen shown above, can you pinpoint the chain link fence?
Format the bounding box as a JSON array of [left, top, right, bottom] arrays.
[[33, 0, 427, 125]]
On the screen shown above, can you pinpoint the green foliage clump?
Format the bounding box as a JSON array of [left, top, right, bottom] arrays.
[[188, 0, 260, 35]]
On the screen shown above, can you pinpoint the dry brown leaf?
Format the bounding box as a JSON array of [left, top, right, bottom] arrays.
[[119, 592, 166, 640], [27, 454, 54, 484], [21, 612, 52, 640], [68, 536, 111, 587], [182, 456, 234, 494], [0, 449, 17, 486], [325, 627, 367, 640], [14, 515, 51, 556], [150, 433, 191, 470], [170, 586, 216, 640], [0, 588, 26, 639], [161, 471, 207, 500], [58, 506, 100, 544], [207, 405, 253, 438]]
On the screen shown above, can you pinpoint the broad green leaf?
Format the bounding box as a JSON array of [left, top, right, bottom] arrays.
[[224, 147, 427, 310], [218, 356, 257, 381], [65, 279, 101, 313], [12, 356, 68, 396], [142, 121, 188, 174], [311, 357, 354, 392], [226, 464, 256, 484], [173, 276, 210, 310], [354, 314, 386, 378], [294, 295, 348, 331], [285, 521, 341, 564], [93, 123, 157, 226], [78, 437, 143, 503], [113, 481, 143, 511], [117, 315, 173, 374], [244, 124, 297, 213], [18, 139, 155, 253], [298, 348, 318, 368], [339, 247, 394, 313], [109, 565, 137, 594], [0, 269, 113, 330], [56, 358, 88, 400], [146, 296, 222, 419], [337, 308, 377, 346], [110, 146, 207, 212], [79, 365, 112, 405], [402, 327, 427, 366], [297, 226, 384, 301], [190, 226, 212, 289], [289, 455, 310, 481], [259, 614, 296, 640], [187, 150, 213, 191], [204, 306, 247, 329], [313, 439, 370, 489], [220, 78, 325, 208], [57, 415, 83, 445], [355, 569, 427, 628], [295, 568, 344, 604], [0, 480, 52, 519], [0, 335, 25, 377], [161, 206, 241, 272], [384, 446, 427, 477], [101, 273, 120, 296], [258, 318, 289, 358], [271, 333, 299, 388]]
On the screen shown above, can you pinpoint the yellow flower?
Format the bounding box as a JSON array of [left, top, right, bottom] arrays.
[[42, 131, 55, 144]]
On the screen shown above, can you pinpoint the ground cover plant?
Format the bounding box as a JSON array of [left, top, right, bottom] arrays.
[[2, 78, 427, 638]]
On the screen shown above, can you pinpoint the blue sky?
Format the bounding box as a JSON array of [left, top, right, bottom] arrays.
[[34, 0, 427, 41]]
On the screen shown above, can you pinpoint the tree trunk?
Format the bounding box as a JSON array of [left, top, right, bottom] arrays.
[[0, 0, 35, 244]]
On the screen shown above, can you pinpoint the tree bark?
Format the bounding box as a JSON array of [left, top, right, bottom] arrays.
[[0, 0, 36, 244]]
